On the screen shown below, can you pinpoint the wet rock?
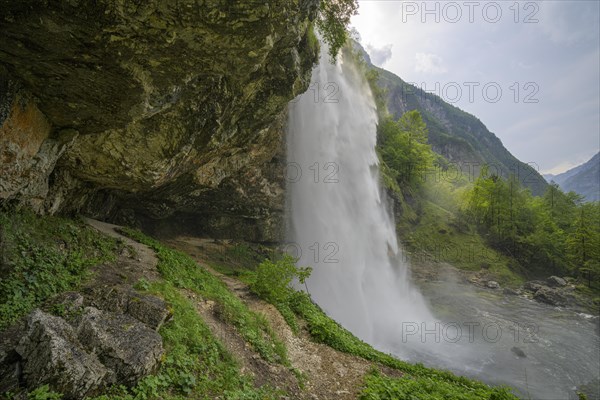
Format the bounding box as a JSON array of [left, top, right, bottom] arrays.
[[77, 307, 164, 386], [511, 346, 526, 358], [16, 309, 107, 399], [534, 287, 567, 307], [523, 281, 544, 292], [0, 1, 320, 241], [486, 281, 500, 289], [547, 276, 567, 287], [503, 288, 520, 296]]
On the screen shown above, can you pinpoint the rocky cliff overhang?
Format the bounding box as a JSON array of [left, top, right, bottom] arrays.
[[0, 0, 319, 241]]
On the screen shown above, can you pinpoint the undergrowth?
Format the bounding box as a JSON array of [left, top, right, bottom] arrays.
[[0, 211, 120, 330], [360, 368, 516, 400], [120, 228, 289, 365]]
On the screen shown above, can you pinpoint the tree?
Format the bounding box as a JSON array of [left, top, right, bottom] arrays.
[[378, 111, 433, 195], [317, 0, 359, 61], [566, 203, 600, 287]]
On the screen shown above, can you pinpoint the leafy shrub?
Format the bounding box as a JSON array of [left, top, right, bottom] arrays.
[[251, 255, 311, 304]]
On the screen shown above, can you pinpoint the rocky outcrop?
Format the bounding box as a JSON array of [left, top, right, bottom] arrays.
[[0, 287, 169, 398], [0, 1, 319, 241], [16, 310, 108, 399]]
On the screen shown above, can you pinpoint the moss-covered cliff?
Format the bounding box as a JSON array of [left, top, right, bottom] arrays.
[[0, 0, 319, 241]]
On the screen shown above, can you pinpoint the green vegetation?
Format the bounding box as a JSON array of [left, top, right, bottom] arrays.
[[250, 255, 311, 334], [463, 174, 600, 288], [249, 255, 517, 399], [378, 110, 434, 197], [0, 211, 120, 330], [120, 228, 289, 365], [360, 369, 515, 400], [317, 0, 359, 60], [92, 280, 280, 400], [24, 385, 63, 400]]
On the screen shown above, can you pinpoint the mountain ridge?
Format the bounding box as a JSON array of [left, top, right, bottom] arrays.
[[359, 44, 548, 195], [545, 152, 600, 202]]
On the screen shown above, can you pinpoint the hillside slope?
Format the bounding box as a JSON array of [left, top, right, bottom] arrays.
[[545, 152, 600, 202], [357, 47, 547, 196]]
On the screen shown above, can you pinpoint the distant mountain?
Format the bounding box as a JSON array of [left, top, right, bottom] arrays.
[[545, 153, 600, 202], [358, 44, 548, 195]]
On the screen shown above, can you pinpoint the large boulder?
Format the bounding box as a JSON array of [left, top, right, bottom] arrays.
[[16, 310, 108, 399], [77, 307, 164, 386], [7, 302, 166, 398], [534, 287, 567, 307], [547, 276, 567, 287]]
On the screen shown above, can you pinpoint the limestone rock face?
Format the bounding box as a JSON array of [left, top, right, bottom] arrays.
[[77, 307, 164, 386], [0, 0, 319, 241], [4, 293, 167, 398], [16, 310, 108, 399]]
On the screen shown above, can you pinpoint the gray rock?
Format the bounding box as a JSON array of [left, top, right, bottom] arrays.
[[127, 294, 171, 331], [534, 287, 567, 307], [16, 309, 107, 399], [547, 276, 567, 287], [77, 307, 163, 386], [486, 281, 500, 289], [503, 288, 520, 296], [86, 286, 170, 330], [523, 281, 544, 292], [511, 346, 526, 358]]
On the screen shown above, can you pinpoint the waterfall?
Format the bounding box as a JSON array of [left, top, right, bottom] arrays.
[[286, 45, 438, 358]]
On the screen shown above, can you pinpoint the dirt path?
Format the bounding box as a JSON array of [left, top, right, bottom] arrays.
[[84, 218, 160, 284], [167, 236, 379, 400], [83, 222, 382, 399]]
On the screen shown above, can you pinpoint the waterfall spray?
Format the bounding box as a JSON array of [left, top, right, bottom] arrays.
[[286, 44, 438, 358]]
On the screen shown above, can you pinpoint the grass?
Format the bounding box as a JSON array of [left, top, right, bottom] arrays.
[[91, 280, 281, 400], [0, 210, 121, 330], [360, 368, 516, 400], [120, 228, 289, 365]]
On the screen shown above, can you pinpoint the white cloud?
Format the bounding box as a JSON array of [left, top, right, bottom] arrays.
[[366, 44, 393, 66], [414, 53, 447, 74]]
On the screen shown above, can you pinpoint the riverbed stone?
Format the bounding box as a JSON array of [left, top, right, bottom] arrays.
[[534, 287, 567, 307], [486, 281, 500, 289], [547, 276, 567, 287], [523, 281, 544, 292]]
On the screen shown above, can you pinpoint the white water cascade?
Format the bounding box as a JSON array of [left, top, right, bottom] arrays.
[[286, 46, 439, 359]]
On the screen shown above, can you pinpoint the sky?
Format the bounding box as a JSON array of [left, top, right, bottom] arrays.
[[351, 0, 600, 174]]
